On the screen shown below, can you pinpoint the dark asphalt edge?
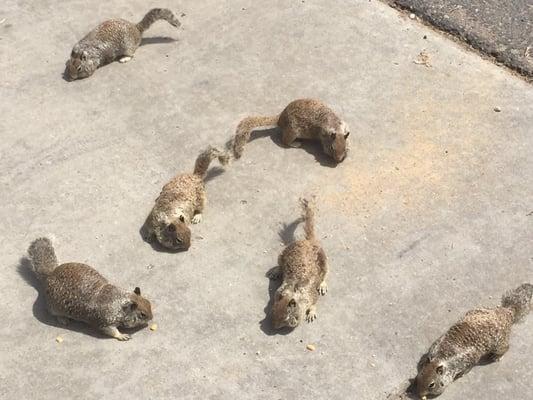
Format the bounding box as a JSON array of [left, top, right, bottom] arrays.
[[382, 0, 533, 82]]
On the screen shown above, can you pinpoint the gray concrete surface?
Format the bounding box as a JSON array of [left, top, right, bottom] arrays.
[[0, 1, 532, 399], [387, 0, 533, 79]]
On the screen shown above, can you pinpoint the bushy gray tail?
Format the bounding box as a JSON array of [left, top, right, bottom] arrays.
[[501, 283, 533, 323], [227, 115, 279, 159], [300, 198, 316, 241], [27, 238, 58, 281], [193, 146, 230, 179], [137, 8, 181, 33]]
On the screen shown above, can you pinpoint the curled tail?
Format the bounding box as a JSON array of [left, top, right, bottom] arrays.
[[136, 8, 181, 33], [227, 115, 279, 159], [27, 238, 58, 281], [193, 146, 230, 179], [300, 198, 316, 241], [501, 283, 533, 323]]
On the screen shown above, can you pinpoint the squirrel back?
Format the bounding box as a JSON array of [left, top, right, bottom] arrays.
[[193, 146, 230, 179], [136, 8, 181, 33], [28, 238, 58, 281], [501, 283, 533, 323], [228, 115, 279, 159]]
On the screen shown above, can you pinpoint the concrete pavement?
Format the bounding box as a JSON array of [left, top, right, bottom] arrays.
[[387, 0, 533, 79], [0, 1, 532, 399]]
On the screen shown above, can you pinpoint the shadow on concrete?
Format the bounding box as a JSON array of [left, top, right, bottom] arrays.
[[17, 257, 146, 340], [204, 167, 225, 183], [278, 218, 302, 246], [248, 128, 339, 168], [140, 36, 179, 46]]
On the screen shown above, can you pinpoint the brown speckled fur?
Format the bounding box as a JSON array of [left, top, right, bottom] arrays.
[[228, 98, 350, 163], [145, 146, 229, 251], [28, 238, 152, 341], [269, 199, 329, 329], [416, 283, 532, 398], [66, 8, 180, 80]]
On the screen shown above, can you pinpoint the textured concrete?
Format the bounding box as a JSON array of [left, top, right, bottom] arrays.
[[387, 0, 533, 79], [0, 1, 532, 399]]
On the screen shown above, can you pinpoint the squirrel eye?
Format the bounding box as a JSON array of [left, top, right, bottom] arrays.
[[176, 237, 183, 243], [140, 312, 146, 318], [428, 382, 435, 389], [77, 66, 82, 72]]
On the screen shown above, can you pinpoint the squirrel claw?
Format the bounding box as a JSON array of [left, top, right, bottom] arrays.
[[119, 56, 132, 63], [192, 214, 203, 224]]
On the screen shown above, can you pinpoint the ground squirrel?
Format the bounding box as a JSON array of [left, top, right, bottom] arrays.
[[144, 146, 229, 251], [416, 283, 533, 399], [227, 98, 350, 163], [27, 238, 153, 341], [65, 8, 181, 80], [268, 199, 329, 329]]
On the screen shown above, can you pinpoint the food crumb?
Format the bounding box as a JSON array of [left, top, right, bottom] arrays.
[[150, 323, 158, 331], [306, 344, 316, 351], [56, 336, 64, 343]]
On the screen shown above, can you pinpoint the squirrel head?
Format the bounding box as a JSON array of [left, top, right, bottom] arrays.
[[416, 357, 451, 399], [271, 288, 302, 329], [65, 49, 97, 80], [122, 287, 153, 328], [155, 214, 191, 251], [320, 120, 350, 163]]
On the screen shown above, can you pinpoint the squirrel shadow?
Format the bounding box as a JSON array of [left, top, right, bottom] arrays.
[[249, 129, 339, 168], [17, 257, 145, 339], [259, 218, 302, 336], [140, 36, 179, 46]]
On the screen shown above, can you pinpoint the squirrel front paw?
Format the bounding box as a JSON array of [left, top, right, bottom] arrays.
[[192, 213, 203, 224], [306, 307, 317, 323], [102, 326, 131, 341], [318, 281, 328, 296], [115, 333, 132, 341]]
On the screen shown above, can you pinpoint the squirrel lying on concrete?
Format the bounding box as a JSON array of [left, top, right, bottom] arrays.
[[65, 8, 181, 80], [416, 283, 533, 399], [268, 198, 329, 330], [144, 146, 229, 251], [227, 99, 350, 163], [28, 237, 153, 340]]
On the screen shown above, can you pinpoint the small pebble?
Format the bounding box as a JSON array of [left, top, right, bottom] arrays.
[[56, 336, 64, 343], [150, 323, 158, 331], [409, 13, 416, 19], [306, 344, 316, 351], [494, 107, 501, 112]]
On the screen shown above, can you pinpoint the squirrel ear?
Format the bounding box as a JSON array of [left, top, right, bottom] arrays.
[[288, 299, 296, 307], [436, 364, 445, 375], [344, 132, 350, 139], [330, 132, 336, 139], [81, 51, 88, 61], [134, 287, 141, 295]]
